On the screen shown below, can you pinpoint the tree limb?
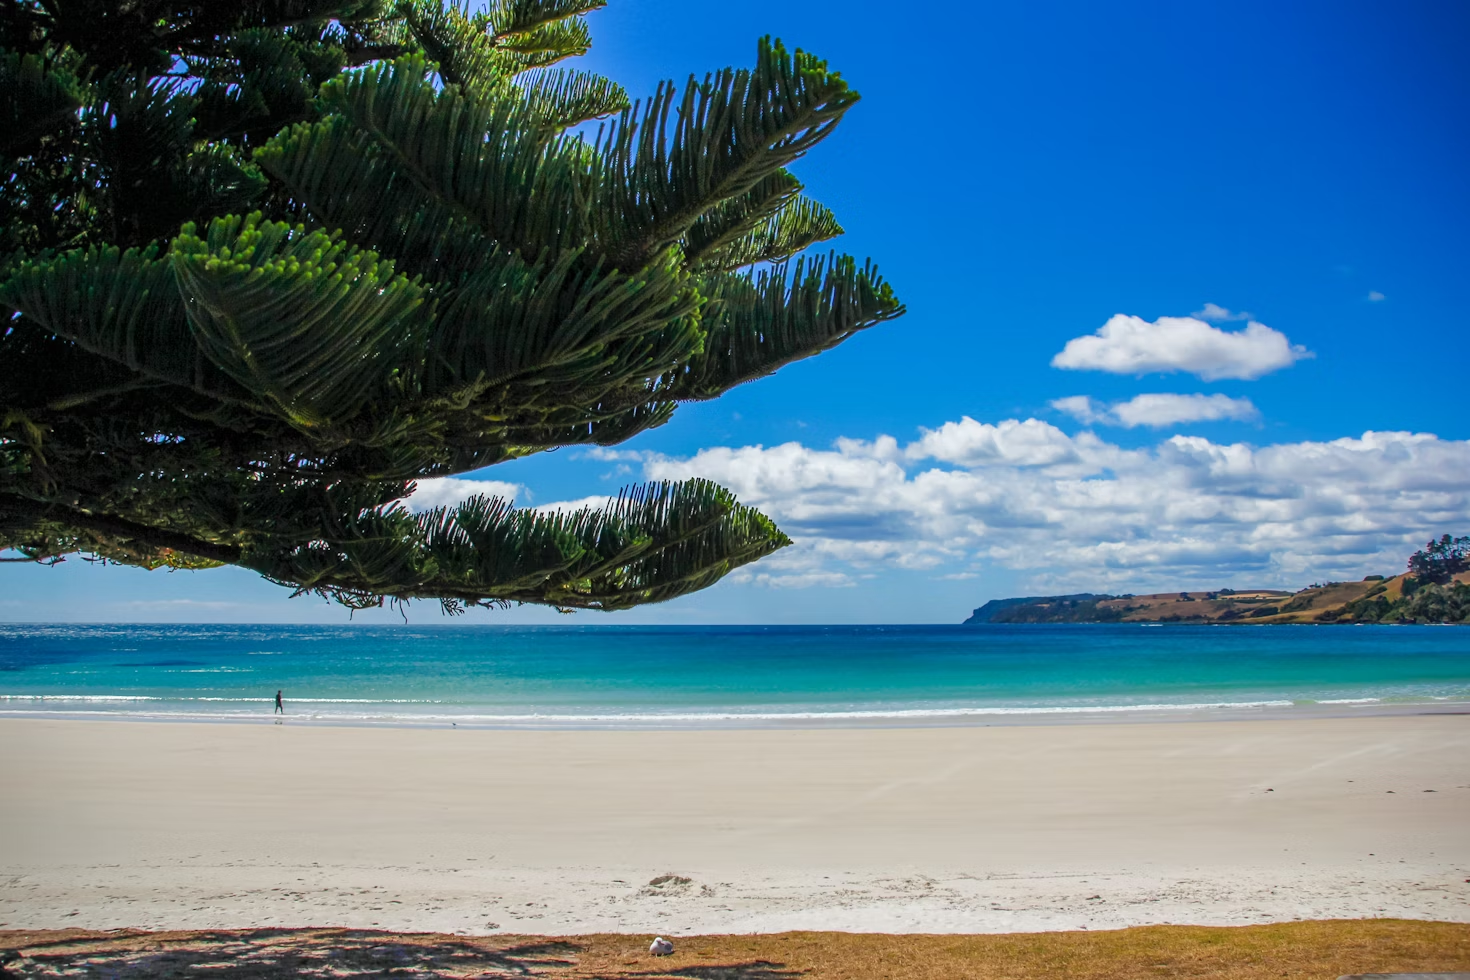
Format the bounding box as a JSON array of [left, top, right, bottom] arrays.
[[0, 492, 244, 564]]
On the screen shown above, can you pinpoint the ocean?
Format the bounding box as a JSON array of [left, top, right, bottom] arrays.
[[1, 623, 1467, 728]]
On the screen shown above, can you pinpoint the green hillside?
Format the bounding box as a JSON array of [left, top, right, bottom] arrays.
[[963, 536, 1470, 625]]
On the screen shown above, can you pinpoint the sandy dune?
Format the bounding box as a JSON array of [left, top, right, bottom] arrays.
[[2, 714, 1467, 933]]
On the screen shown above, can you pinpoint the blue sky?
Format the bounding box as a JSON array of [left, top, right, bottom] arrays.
[[6, 0, 1469, 623]]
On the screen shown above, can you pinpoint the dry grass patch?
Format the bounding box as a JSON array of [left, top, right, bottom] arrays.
[[3, 920, 1468, 979], [607, 921, 1470, 980]]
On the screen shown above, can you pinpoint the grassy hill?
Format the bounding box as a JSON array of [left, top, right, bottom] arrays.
[[963, 570, 1470, 625]]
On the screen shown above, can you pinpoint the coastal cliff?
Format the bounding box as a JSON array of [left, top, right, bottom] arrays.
[[963, 594, 1113, 624]]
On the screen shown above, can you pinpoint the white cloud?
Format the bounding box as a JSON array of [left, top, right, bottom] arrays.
[[404, 477, 523, 512], [1052, 314, 1313, 381], [1053, 393, 1260, 428], [1049, 395, 1102, 425], [114, 599, 246, 610], [531, 494, 617, 515], [1113, 393, 1258, 428], [737, 568, 857, 589], [626, 422, 1470, 592], [1368, 291, 1386, 302], [906, 417, 1090, 468], [1192, 302, 1253, 322]]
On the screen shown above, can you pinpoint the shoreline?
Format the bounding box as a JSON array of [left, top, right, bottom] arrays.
[[3, 713, 1467, 934], [6, 621, 1465, 732], [0, 697, 1466, 731]]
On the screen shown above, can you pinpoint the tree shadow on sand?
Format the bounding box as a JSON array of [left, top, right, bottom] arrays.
[[1, 929, 583, 978], [1, 931, 806, 980]]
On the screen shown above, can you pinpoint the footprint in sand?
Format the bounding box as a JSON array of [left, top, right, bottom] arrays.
[[639, 874, 709, 898]]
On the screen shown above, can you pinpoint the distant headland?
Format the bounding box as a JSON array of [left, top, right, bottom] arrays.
[[964, 535, 1470, 625]]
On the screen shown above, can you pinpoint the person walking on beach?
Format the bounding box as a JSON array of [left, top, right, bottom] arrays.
[[274, 690, 284, 714]]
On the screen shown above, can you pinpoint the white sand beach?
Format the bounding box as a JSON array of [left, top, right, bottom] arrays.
[[1, 714, 1467, 934]]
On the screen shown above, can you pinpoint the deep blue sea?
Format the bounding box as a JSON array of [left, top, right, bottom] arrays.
[[1, 623, 1467, 727]]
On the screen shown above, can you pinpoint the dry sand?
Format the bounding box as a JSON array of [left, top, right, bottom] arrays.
[[1, 714, 1467, 934]]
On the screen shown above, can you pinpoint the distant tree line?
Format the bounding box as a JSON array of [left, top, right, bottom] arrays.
[[1407, 534, 1470, 585], [1330, 534, 1469, 624], [988, 598, 1123, 624]]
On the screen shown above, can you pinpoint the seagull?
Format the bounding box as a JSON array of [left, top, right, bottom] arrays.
[[649, 937, 674, 956]]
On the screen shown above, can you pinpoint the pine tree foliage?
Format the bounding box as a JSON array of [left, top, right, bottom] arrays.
[[0, 0, 903, 612]]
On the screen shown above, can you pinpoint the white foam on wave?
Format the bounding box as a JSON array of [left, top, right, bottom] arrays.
[[0, 697, 1305, 722], [5, 695, 1459, 729], [0, 694, 164, 701], [0, 694, 441, 704], [484, 699, 1305, 722]]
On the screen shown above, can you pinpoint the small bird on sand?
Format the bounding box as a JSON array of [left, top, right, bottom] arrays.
[[650, 937, 674, 956]]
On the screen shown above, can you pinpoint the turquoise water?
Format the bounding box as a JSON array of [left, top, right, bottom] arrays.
[[1, 623, 1467, 727]]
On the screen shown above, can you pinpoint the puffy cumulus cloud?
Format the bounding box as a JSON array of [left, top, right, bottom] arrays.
[[904, 417, 1112, 470], [625, 422, 1470, 593], [1192, 302, 1253, 322], [1112, 393, 1259, 427], [741, 568, 857, 590], [1052, 393, 1260, 428], [403, 477, 523, 512], [646, 443, 920, 545], [1049, 395, 1103, 425], [1052, 313, 1312, 380], [530, 494, 618, 515]]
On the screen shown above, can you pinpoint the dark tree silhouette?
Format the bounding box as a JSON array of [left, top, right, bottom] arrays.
[[1407, 534, 1470, 586], [1, 0, 902, 612]]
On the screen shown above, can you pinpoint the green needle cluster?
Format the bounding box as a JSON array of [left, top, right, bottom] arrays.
[[0, 0, 903, 613]]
